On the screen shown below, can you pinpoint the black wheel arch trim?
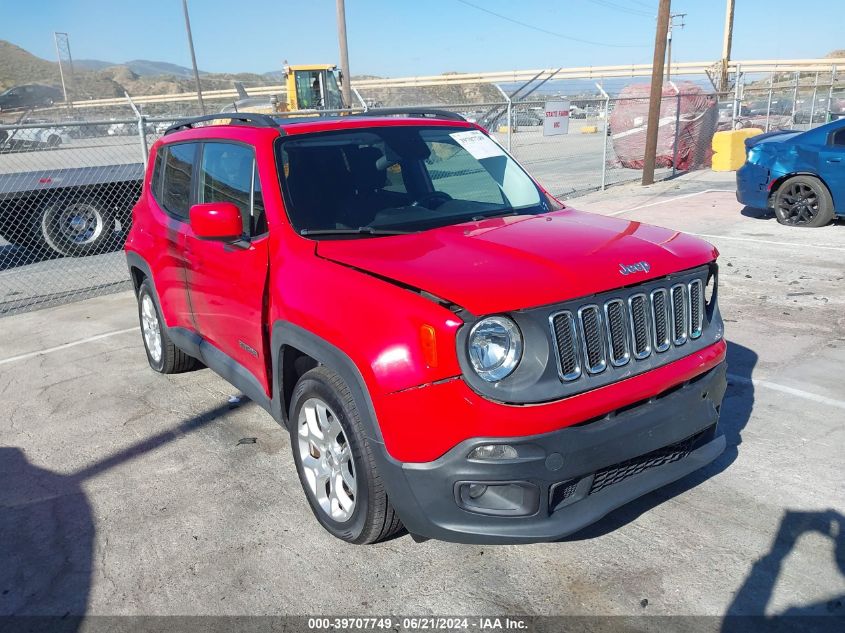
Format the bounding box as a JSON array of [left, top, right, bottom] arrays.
[[269, 320, 385, 445]]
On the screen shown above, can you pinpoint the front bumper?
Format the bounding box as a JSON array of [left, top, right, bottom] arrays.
[[377, 362, 727, 544], [736, 161, 771, 209]]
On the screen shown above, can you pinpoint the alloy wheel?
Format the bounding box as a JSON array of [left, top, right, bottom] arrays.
[[140, 294, 162, 363], [778, 182, 820, 225], [297, 397, 357, 522]]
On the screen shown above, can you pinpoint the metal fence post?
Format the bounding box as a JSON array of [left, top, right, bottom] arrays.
[[732, 64, 742, 129], [765, 71, 774, 132], [672, 92, 681, 177], [137, 115, 148, 169], [790, 71, 799, 129], [809, 71, 819, 128], [596, 82, 610, 190], [125, 91, 149, 168], [493, 84, 512, 152], [507, 99, 512, 153], [827, 65, 837, 122]]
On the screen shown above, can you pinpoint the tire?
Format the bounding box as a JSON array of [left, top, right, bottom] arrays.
[[137, 279, 198, 374], [773, 175, 835, 228], [46, 134, 61, 148], [289, 366, 403, 544], [40, 197, 116, 257]]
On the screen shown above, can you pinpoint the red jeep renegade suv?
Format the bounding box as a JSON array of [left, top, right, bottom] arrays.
[[126, 110, 726, 544]]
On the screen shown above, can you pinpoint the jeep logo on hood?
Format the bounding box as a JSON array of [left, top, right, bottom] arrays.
[[619, 261, 651, 275]]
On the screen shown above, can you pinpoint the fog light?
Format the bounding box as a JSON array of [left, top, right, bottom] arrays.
[[467, 483, 488, 499], [456, 481, 540, 516], [468, 444, 518, 460]]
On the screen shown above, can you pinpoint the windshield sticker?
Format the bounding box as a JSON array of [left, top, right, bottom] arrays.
[[450, 130, 505, 160]]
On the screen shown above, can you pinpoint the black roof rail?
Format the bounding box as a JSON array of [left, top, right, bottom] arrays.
[[164, 112, 279, 135], [355, 108, 467, 122]]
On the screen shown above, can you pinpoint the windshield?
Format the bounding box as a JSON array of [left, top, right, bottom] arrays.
[[277, 126, 546, 237]]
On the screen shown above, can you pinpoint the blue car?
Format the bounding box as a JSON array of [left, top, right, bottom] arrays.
[[736, 118, 845, 227]]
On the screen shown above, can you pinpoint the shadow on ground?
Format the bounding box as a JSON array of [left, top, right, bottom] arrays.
[[740, 205, 775, 221], [0, 243, 57, 272], [721, 509, 845, 632], [0, 398, 249, 628]]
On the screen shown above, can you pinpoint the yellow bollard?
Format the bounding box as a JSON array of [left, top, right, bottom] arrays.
[[712, 128, 763, 171], [581, 125, 598, 134]]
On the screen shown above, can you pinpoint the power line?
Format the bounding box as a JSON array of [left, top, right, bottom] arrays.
[[586, 0, 654, 18], [455, 0, 649, 48], [628, 0, 657, 8]]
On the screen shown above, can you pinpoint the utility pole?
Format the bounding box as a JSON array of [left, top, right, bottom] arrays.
[[336, 0, 352, 107], [182, 0, 205, 114], [642, 0, 671, 186], [719, 0, 735, 94], [53, 32, 74, 107], [666, 13, 685, 82]]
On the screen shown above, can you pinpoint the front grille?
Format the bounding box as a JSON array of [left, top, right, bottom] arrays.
[[689, 279, 703, 339], [628, 294, 651, 359], [578, 305, 607, 374], [550, 272, 708, 382], [651, 289, 670, 352], [604, 299, 630, 367], [589, 428, 708, 495], [551, 311, 581, 381], [671, 284, 688, 345]]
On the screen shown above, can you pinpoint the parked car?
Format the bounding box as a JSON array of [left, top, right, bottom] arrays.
[[737, 117, 845, 226], [0, 124, 71, 150], [569, 105, 587, 119], [126, 110, 727, 544], [0, 84, 63, 112], [494, 112, 542, 127]]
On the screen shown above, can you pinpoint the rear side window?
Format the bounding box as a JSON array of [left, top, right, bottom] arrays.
[[830, 128, 845, 147], [150, 151, 163, 199], [198, 142, 265, 235], [161, 143, 197, 219]]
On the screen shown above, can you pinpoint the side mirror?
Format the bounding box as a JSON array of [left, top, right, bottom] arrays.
[[189, 202, 243, 241]]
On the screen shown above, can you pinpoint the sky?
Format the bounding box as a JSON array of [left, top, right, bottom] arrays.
[[1, 0, 842, 77]]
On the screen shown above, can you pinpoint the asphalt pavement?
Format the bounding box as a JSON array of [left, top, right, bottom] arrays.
[[1, 170, 843, 627]]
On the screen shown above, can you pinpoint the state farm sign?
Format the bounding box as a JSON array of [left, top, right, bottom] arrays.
[[543, 100, 570, 136]]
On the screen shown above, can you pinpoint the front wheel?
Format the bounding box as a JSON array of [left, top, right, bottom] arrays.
[[773, 175, 835, 227], [290, 366, 403, 544]]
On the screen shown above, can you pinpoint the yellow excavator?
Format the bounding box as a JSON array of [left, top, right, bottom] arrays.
[[223, 64, 348, 114]]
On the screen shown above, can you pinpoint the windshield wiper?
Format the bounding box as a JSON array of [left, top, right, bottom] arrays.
[[300, 227, 413, 237], [469, 209, 525, 222]]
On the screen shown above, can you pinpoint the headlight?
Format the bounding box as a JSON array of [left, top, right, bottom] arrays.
[[467, 316, 523, 382]]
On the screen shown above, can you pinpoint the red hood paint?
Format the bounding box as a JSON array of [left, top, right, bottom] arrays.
[[317, 208, 718, 315]]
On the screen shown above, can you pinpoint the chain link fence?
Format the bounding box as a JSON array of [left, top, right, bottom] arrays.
[[0, 116, 180, 316], [5, 75, 826, 317]]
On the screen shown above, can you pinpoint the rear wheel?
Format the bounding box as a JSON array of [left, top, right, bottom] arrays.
[[137, 280, 198, 374], [290, 366, 403, 544], [773, 175, 835, 227]]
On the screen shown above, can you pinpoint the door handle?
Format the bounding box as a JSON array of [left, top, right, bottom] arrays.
[[826, 158, 842, 163]]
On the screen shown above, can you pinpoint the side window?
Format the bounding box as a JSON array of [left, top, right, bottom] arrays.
[[162, 143, 197, 219], [150, 150, 164, 201], [830, 128, 845, 147], [198, 142, 259, 235], [252, 167, 266, 234]]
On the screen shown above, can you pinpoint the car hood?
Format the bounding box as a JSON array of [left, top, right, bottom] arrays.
[[316, 209, 718, 315], [745, 130, 800, 148]]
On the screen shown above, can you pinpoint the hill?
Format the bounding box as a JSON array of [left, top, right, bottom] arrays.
[[76, 59, 203, 77], [0, 40, 276, 100]]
